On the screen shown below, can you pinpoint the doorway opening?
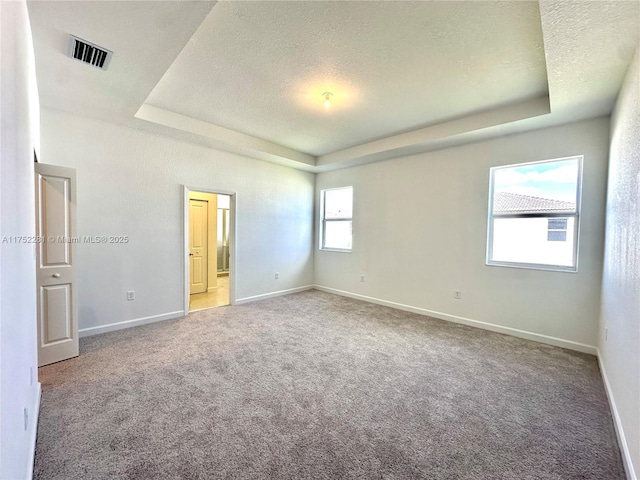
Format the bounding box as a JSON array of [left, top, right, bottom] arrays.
[[183, 187, 235, 313]]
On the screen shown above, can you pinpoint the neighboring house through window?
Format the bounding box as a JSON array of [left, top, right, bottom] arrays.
[[320, 186, 353, 251], [487, 156, 582, 271]]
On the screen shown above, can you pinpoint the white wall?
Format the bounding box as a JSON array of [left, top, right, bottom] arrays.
[[315, 117, 609, 352], [40, 109, 314, 332], [599, 43, 640, 480], [0, 1, 42, 478]]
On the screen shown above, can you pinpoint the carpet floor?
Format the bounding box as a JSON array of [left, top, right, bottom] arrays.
[[34, 290, 625, 479]]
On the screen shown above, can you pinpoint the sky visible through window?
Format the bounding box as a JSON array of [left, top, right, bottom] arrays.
[[324, 187, 353, 219], [493, 158, 580, 203]]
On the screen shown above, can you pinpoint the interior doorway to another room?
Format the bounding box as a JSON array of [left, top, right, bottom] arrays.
[[186, 189, 233, 312]]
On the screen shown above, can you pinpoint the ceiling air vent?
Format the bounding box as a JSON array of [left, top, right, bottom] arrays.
[[67, 35, 112, 70]]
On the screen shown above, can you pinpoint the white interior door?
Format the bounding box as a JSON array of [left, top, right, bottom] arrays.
[[35, 163, 78, 366], [189, 199, 208, 294]]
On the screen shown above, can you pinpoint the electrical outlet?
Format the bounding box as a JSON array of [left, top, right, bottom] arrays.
[[454, 290, 462, 300], [360, 275, 365, 282], [605, 327, 608, 341], [24, 408, 28, 431], [275, 272, 279, 280], [127, 291, 135, 301]]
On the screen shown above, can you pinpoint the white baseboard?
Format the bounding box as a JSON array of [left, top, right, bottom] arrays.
[[79, 311, 185, 338], [597, 348, 637, 480], [235, 285, 314, 305], [313, 285, 597, 355], [27, 382, 41, 480]]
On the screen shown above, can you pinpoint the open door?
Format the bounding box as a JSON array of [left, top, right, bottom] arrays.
[[35, 163, 79, 366]]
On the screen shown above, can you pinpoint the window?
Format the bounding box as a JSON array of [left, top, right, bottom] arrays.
[[547, 218, 568, 242], [320, 186, 353, 251], [487, 156, 582, 271]]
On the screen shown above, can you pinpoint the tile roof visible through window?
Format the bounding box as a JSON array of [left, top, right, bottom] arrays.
[[493, 192, 576, 214]]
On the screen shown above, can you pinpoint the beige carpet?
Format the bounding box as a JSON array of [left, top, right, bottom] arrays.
[[35, 290, 624, 479]]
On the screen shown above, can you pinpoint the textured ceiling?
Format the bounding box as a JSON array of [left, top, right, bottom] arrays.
[[26, 0, 640, 172], [144, 1, 548, 156], [540, 0, 640, 119]]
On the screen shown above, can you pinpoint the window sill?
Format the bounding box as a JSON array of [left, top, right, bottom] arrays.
[[486, 260, 577, 273], [319, 248, 352, 253]]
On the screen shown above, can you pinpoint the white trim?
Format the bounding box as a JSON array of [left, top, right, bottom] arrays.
[[485, 260, 579, 274], [27, 382, 41, 480], [78, 311, 184, 338], [235, 285, 314, 305], [597, 348, 637, 480], [313, 285, 597, 355]]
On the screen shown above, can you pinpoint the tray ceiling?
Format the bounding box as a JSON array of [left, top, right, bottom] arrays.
[[27, 0, 640, 172]]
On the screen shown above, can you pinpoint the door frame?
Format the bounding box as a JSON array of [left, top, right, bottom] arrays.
[[183, 185, 236, 314]]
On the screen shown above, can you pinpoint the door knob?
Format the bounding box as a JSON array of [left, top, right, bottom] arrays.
[[52, 273, 61, 278], [189, 253, 194, 256]]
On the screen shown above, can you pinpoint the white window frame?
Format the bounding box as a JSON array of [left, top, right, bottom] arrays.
[[486, 156, 583, 272], [319, 186, 353, 252]]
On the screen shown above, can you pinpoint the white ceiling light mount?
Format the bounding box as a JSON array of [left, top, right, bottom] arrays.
[[322, 92, 333, 108]]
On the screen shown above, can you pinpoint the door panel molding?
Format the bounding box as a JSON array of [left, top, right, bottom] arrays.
[[40, 284, 72, 344], [37, 174, 71, 266]]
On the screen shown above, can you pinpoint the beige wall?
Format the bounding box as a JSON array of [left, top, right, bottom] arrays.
[[189, 190, 218, 291], [0, 1, 42, 477], [599, 43, 639, 479]]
